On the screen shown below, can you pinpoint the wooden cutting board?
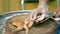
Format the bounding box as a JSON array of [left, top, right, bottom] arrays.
[[5, 15, 57, 34]]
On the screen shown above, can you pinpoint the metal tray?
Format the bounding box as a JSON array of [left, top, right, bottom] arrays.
[[0, 10, 59, 34], [0, 10, 31, 34]]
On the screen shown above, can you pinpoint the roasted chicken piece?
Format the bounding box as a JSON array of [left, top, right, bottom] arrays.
[[10, 19, 34, 34]]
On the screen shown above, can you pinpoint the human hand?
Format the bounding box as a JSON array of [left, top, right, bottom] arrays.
[[25, 4, 48, 24], [53, 7, 60, 18]]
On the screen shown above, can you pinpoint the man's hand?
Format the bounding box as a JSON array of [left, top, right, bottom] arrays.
[[25, 0, 48, 22], [29, 4, 48, 21], [53, 7, 60, 18]]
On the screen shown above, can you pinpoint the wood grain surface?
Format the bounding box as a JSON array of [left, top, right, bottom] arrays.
[[5, 15, 57, 34]]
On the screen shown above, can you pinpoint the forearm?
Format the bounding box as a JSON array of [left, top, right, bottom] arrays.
[[39, 0, 48, 5]]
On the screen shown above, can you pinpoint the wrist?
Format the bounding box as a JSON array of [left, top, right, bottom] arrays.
[[39, 2, 47, 6], [38, 3, 48, 8], [39, 0, 48, 6], [38, 4, 45, 8]]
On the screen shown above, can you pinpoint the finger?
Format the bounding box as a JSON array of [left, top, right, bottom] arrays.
[[29, 9, 38, 20]]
